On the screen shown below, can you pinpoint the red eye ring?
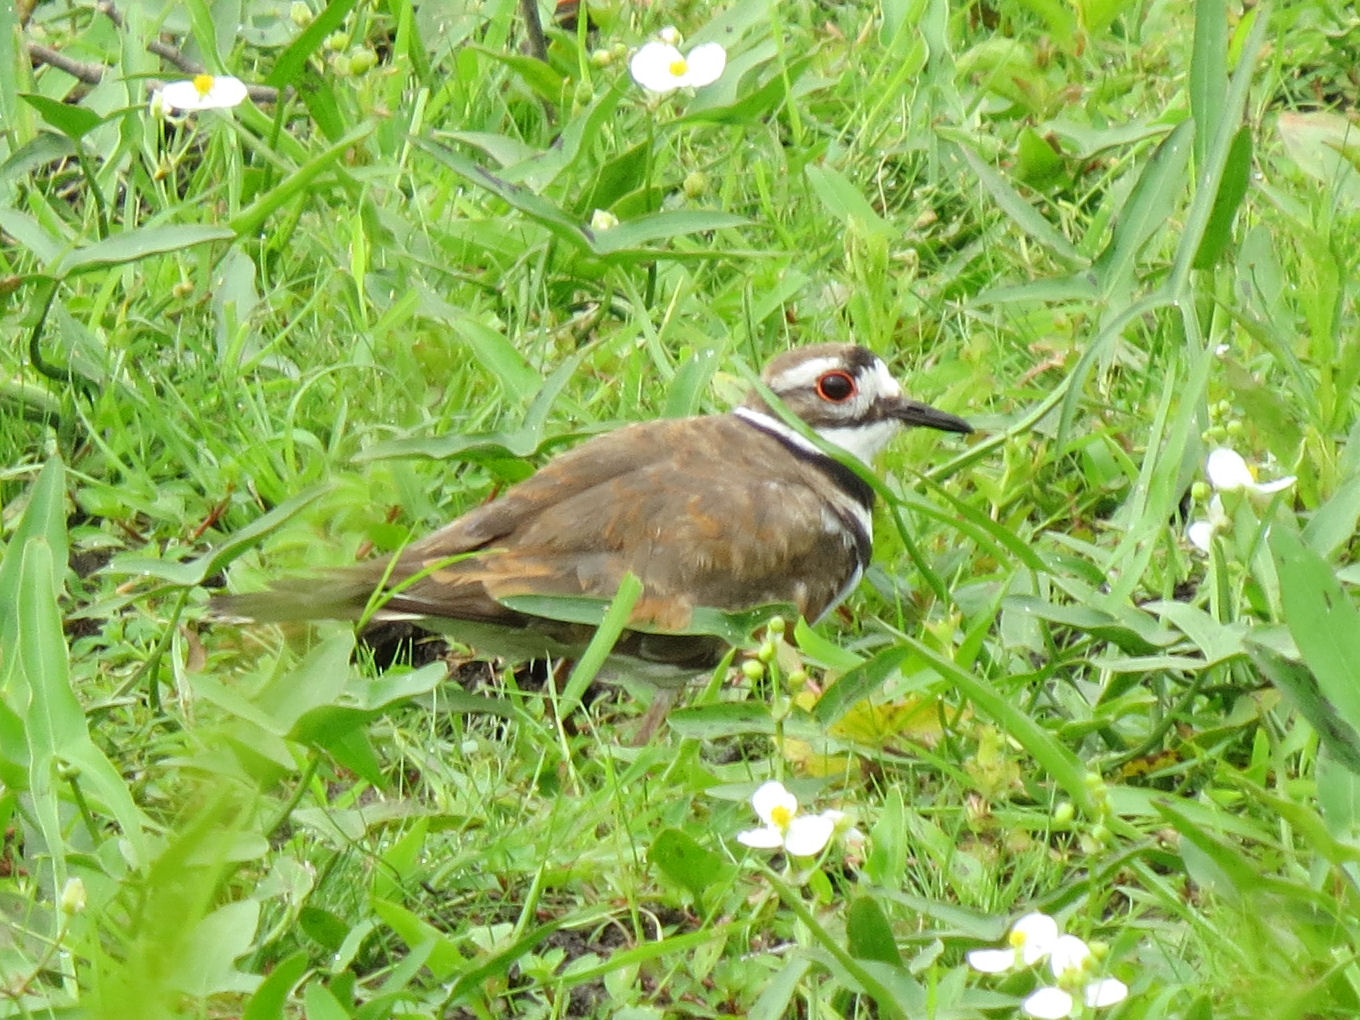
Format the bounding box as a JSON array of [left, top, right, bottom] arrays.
[[816, 370, 857, 403]]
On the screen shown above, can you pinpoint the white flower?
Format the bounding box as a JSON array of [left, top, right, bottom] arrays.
[[1186, 493, 1229, 553], [967, 912, 1060, 973], [1021, 935, 1128, 1018], [158, 74, 248, 113], [629, 40, 726, 94], [1187, 448, 1295, 554], [736, 780, 836, 857], [1205, 447, 1295, 495], [971, 916, 1128, 1017]]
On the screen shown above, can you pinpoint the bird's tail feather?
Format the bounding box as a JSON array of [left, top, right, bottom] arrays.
[[208, 572, 379, 623]]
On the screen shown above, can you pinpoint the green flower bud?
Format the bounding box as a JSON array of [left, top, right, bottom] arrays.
[[348, 46, 378, 75], [60, 877, 87, 916], [682, 171, 709, 199]]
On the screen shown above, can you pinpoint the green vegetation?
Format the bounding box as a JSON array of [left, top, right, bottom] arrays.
[[4, 0, 1360, 1016]]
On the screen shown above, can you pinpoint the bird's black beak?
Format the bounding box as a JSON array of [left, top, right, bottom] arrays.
[[890, 397, 973, 435]]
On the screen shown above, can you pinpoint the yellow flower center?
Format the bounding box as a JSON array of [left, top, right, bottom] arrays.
[[193, 74, 216, 96], [770, 805, 793, 830], [1008, 930, 1027, 949], [669, 58, 688, 77]]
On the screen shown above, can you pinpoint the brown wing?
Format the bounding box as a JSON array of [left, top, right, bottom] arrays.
[[385, 415, 864, 631]]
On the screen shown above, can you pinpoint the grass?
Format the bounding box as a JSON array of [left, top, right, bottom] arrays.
[[4, 0, 1360, 1016]]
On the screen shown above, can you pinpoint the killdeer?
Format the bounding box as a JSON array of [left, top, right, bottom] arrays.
[[213, 344, 971, 686]]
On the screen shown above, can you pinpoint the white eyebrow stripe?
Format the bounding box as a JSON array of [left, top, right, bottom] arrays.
[[765, 356, 846, 391]]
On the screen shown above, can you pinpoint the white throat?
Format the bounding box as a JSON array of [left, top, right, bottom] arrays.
[[734, 407, 901, 465]]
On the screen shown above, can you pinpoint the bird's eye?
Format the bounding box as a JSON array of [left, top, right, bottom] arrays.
[[816, 370, 857, 403]]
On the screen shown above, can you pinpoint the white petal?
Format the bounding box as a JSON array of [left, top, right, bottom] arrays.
[[1253, 474, 1296, 494], [1012, 912, 1060, 964], [966, 947, 1019, 973], [160, 80, 205, 111], [629, 41, 684, 94], [1187, 519, 1215, 553], [783, 813, 835, 857], [1206, 493, 1229, 528], [1023, 987, 1075, 1019], [209, 76, 248, 107], [749, 780, 798, 827], [1206, 448, 1253, 492], [160, 75, 248, 112], [679, 42, 726, 87], [736, 826, 785, 849], [1084, 978, 1129, 1008], [1048, 934, 1092, 978]]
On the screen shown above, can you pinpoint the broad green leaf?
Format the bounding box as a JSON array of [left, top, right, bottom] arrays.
[[1015, 127, 1066, 189], [19, 92, 103, 140], [371, 898, 463, 980], [1245, 639, 1360, 776], [847, 896, 904, 966], [57, 225, 236, 276], [813, 647, 914, 725], [1154, 799, 1260, 899], [447, 316, 542, 402], [949, 137, 1084, 263], [355, 424, 601, 464], [1091, 120, 1192, 295], [1189, 0, 1228, 169], [416, 139, 591, 250], [290, 661, 448, 744], [255, 632, 355, 732], [1301, 473, 1360, 559], [804, 164, 894, 239], [447, 130, 540, 169], [302, 982, 351, 1020], [1003, 594, 1177, 655], [648, 828, 735, 905], [1143, 600, 1247, 665], [1276, 110, 1360, 208], [667, 702, 778, 739], [590, 210, 751, 254], [793, 616, 867, 672], [173, 900, 262, 996], [0, 208, 65, 264], [0, 131, 77, 190], [662, 348, 720, 419], [1268, 527, 1360, 740], [1192, 125, 1251, 269], [242, 951, 309, 1020], [750, 957, 814, 1020], [472, 47, 565, 103], [0, 460, 149, 871]]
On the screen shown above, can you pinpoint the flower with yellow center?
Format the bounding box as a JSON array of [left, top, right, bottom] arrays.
[[967, 912, 1060, 973], [736, 780, 836, 857], [1022, 935, 1128, 1019], [158, 74, 248, 113], [629, 38, 726, 95], [1186, 447, 1295, 553]]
